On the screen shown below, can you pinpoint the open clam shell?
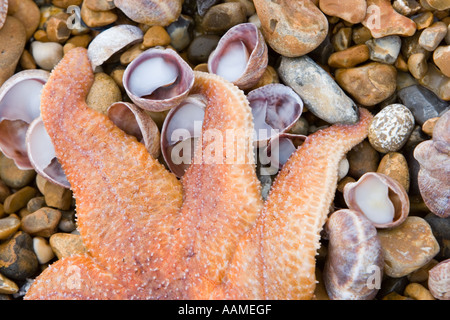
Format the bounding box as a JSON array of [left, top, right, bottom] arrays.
[[26, 117, 70, 188], [0, 69, 50, 169], [123, 48, 195, 112], [87, 24, 143, 70], [343, 172, 409, 228], [208, 23, 268, 90], [248, 83, 303, 147], [160, 94, 206, 178], [107, 102, 161, 159], [262, 133, 306, 173]]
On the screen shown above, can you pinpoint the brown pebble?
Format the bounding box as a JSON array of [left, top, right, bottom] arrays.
[[0, 180, 11, 204], [404, 283, 436, 300], [45, 14, 71, 43], [418, 21, 448, 51], [352, 25, 372, 45], [86, 72, 122, 114], [201, 2, 247, 34], [433, 45, 450, 77], [110, 67, 125, 91], [407, 259, 439, 283], [3, 187, 38, 214], [0, 155, 36, 189], [52, 0, 83, 8], [332, 27, 352, 52], [382, 291, 411, 300], [0, 214, 21, 240], [328, 44, 370, 68], [377, 152, 410, 193], [142, 26, 171, 49], [413, 11, 434, 30], [33, 29, 49, 42], [19, 49, 37, 70], [0, 16, 26, 87], [193, 63, 209, 72], [0, 272, 19, 295], [422, 117, 440, 136], [336, 176, 356, 193], [120, 43, 145, 65], [80, 3, 117, 28], [249, 65, 279, 90], [49, 233, 87, 259], [21, 207, 62, 238], [9, 0, 40, 40], [43, 182, 72, 211], [347, 140, 380, 179], [407, 52, 428, 79], [84, 0, 116, 11], [394, 54, 409, 72], [27, 197, 46, 213]]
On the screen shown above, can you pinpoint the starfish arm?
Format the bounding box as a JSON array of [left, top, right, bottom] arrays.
[[165, 72, 264, 299], [222, 108, 373, 300], [24, 255, 128, 300], [39, 48, 183, 295]]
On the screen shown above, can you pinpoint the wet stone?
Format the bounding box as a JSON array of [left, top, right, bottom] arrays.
[[143, 26, 172, 49], [378, 216, 440, 278], [412, 11, 434, 30], [58, 210, 77, 233], [21, 207, 62, 238], [407, 53, 428, 79], [347, 140, 380, 180], [27, 197, 46, 213], [418, 22, 448, 52], [398, 84, 449, 125], [0, 272, 19, 295], [0, 215, 21, 240], [404, 283, 435, 300], [366, 35, 402, 64], [368, 104, 415, 153], [49, 233, 87, 259], [433, 45, 450, 77], [0, 232, 38, 280], [328, 44, 369, 69], [278, 55, 358, 125], [201, 2, 247, 34], [0, 155, 36, 189]]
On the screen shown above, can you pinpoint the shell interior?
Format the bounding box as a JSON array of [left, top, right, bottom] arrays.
[[214, 40, 249, 83]]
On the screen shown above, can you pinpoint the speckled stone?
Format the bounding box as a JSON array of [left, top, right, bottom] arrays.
[[368, 104, 415, 153], [398, 85, 449, 125], [378, 216, 440, 278], [0, 155, 36, 189], [21, 207, 62, 238], [0, 232, 38, 280], [278, 55, 358, 124]]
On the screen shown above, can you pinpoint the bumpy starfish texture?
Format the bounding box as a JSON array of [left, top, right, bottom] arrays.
[[25, 48, 372, 300]]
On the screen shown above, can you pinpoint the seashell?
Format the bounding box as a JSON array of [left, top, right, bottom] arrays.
[[0, 69, 50, 170], [107, 102, 161, 159], [208, 23, 268, 90], [114, 0, 183, 26], [0, 0, 7, 30], [428, 259, 450, 300], [26, 117, 70, 189], [87, 24, 143, 71], [262, 133, 306, 173], [160, 94, 206, 178], [414, 110, 450, 218], [123, 48, 195, 112], [343, 172, 410, 228], [247, 83, 303, 146], [323, 209, 384, 300]]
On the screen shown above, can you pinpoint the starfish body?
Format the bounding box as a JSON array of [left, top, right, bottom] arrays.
[[25, 48, 372, 300]]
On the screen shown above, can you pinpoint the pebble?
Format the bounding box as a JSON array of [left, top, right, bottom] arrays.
[[352, 25, 372, 45], [21, 207, 62, 238], [278, 55, 358, 125], [347, 140, 380, 179], [421, 117, 440, 137], [425, 0, 450, 10], [0, 156, 36, 190], [397, 84, 449, 125], [368, 104, 415, 153], [0, 273, 19, 295], [187, 34, 220, 65], [19, 49, 37, 70], [196, 0, 221, 16], [8, 0, 40, 40], [142, 26, 172, 49], [418, 22, 448, 52], [120, 43, 144, 66], [407, 53, 428, 79], [27, 197, 46, 213], [377, 216, 440, 278], [42, 182, 72, 211], [32, 236, 55, 264], [365, 36, 402, 64], [49, 233, 87, 259], [0, 16, 26, 87], [165, 14, 194, 52], [401, 30, 431, 60], [0, 215, 20, 240], [362, 0, 416, 38], [332, 27, 352, 52], [418, 63, 450, 101], [412, 11, 434, 30], [3, 187, 38, 214], [377, 152, 410, 192], [30, 41, 64, 71], [51, 0, 82, 8], [319, 0, 367, 24], [0, 182, 10, 205], [80, 2, 117, 28], [392, 0, 421, 16], [407, 259, 438, 283], [382, 291, 411, 300], [84, 0, 115, 12], [404, 283, 435, 300], [377, 276, 409, 298], [424, 213, 450, 260], [201, 2, 247, 34], [335, 62, 397, 107], [309, 34, 334, 66], [58, 210, 77, 233], [0, 231, 38, 280], [86, 72, 122, 114], [328, 44, 369, 69], [250, 65, 280, 90], [433, 46, 450, 77]]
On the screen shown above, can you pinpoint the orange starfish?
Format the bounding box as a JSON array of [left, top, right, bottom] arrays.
[[25, 48, 373, 300]]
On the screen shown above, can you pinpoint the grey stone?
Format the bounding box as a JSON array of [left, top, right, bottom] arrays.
[[398, 84, 449, 125], [424, 213, 450, 260], [187, 34, 220, 65], [366, 35, 401, 64], [278, 55, 358, 124], [165, 14, 194, 51]]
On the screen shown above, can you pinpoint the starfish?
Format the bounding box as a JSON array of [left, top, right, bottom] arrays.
[[25, 48, 373, 300]]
